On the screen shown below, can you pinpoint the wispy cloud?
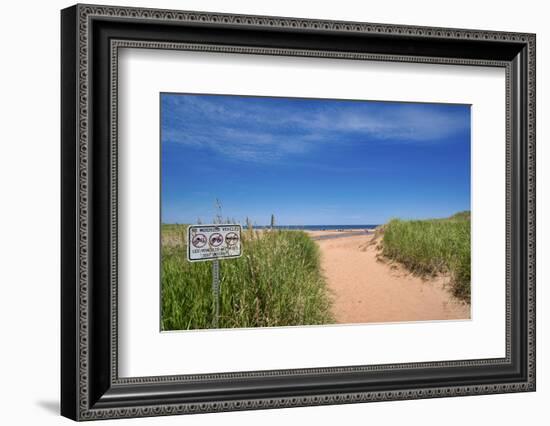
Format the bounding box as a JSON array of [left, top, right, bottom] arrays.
[[161, 94, 470, 163]]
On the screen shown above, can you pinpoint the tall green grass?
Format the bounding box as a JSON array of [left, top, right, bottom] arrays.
[[381, 211, 471, 301], [161, 226, 334, 330]]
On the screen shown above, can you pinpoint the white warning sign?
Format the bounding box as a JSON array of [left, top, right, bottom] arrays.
[[187, 224, 242, 262]]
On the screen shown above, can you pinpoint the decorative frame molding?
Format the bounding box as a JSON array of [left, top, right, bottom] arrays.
[[61, 4, 535, 421]]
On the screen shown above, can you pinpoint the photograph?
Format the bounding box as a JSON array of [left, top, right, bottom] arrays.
[[58, 4, 536, 420], [160, 93, 472, 331]]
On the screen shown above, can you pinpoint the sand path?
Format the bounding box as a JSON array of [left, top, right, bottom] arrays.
[[316, 234, 470, 324]]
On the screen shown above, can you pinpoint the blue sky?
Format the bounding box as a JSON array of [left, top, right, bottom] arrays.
[[161, 93, 470, 225]]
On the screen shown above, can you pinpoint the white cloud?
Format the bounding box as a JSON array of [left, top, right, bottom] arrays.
[[162, 95, 470, 163]]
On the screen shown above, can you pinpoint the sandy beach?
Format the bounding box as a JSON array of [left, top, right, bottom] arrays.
[[310, 230, 470, 324]]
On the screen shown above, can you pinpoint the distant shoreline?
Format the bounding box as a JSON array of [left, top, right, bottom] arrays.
[[247, 224, 380, 231], [162, 223, 381, 232]]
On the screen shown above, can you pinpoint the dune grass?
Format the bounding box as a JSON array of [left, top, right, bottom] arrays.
[[161, 225, 334, 330], [381, 211, 471, 301]]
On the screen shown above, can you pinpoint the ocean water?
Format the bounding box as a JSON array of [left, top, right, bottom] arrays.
[[253, 224, 379, 231]]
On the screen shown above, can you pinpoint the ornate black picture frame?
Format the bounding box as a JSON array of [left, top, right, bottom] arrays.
[[61, 4, 536, 421]]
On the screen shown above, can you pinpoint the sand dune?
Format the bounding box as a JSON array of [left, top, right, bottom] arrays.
[[315, 232, 470, 324]]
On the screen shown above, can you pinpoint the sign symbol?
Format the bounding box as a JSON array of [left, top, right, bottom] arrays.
[[187, 224, 242, 262], [225, 232, 239, 246], [209, 233, 223, 247], [191, 233, 207, 248]]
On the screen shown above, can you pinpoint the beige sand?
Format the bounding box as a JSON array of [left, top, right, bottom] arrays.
[[316, 233, 470, 324], [305, 229, 368, 238]]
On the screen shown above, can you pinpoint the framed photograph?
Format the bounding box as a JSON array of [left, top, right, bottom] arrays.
[[61, 4, 536, 421]]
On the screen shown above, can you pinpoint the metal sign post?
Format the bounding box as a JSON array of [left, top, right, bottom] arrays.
[[187, 224, 242, 328], [212, 259, 220, 328]]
